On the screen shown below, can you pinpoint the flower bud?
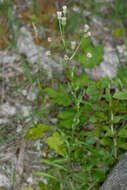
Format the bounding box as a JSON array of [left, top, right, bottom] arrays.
[[61, 17, 67, 26], [87, 52, 92, 58], [47, 37, 52, 42], [84, 24, 90, 33], [71, 41, 76, 50], [57, 11, 62, 19], [45, 50, 51, 56], [64, 54, 69, 61], [62, 5, 67, 15]]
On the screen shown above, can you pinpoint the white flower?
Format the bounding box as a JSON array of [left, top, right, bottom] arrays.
[[84, 24, 90, 32], [64, 54, 69, 61], [61, 17, 67, 26], [47, 37, 52, 42], [87, 52, 92, 58], [57, 11, 62, 19], [62, 5, 67, 14], [72, 6, 80, 12], [45, 50, 51, 56], [87, 31, 91, 36], [71, 41, 76, 50]]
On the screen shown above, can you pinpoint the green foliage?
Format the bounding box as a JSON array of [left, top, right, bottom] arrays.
[[78, 37, 104, 68], [47, 132, 67, 157], [24, 5, 127, 190], [25, 124, 53, 139], [112, 27, 124, 37], [113, 88, 127, 100], [45, 84, 72, 106]]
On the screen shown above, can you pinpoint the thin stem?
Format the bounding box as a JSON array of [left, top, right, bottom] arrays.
[[69, 40, 81, 61], [58, 19, 66, 51], [109, 84, 117, 159]]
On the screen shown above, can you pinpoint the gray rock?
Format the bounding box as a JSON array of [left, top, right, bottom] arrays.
[[100, 153, 127, 190]]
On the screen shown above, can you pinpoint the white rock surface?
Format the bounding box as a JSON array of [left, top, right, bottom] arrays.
[[0, 103, 16, 116], [0, 173, 10, 188]]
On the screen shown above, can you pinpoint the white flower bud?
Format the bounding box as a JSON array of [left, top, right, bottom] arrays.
[[62, 5, 67, 14], [84, 24, 90, 33], [45, 50, 51, 56], [64, 54, 69, 61], [71, 41, 76, 50], [57, 11, 62, 19], [47, 37, 52, 42], [61, 17, 67, 26], [87, 52, 92, 58], [87, 31, 91, 36]]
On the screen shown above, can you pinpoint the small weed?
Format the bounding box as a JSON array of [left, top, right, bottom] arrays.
[[25, 5, 127, 190]]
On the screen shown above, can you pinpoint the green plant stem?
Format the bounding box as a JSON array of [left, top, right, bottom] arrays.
[[58, 19, 66, 52], [109, 84, 117, 159]]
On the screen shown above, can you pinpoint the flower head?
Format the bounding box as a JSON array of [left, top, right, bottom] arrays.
[[84, 24, 90, 33], [71, 41, 76, 50], [64, 54, 69, 61], [45, 50, 51, 56], [62, 5, 67, 15], [87, 52, 92, 58], [57, 11, 62, 19]]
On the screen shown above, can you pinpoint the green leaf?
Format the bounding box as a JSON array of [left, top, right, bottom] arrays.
[[100, 138, 112, 146], [89, 116, 97, 123], [117, 67, 127, 84], [118, 142, 127, 150], [112, 28, 124, 37], [58, 119, 73, 129], [85, 136, 96, 145], [40, 159, 67, 171], [45, 84, 72, 106], [33, 171, 57, 180], [47, 132, 66, 157], [86, 84, 99, 96], [24, 187, 34, 190], [118, 126, 127, 137], [80, 36, 92, 52], [113, 115, 124, 123], [113, 88, 127, 100], [58, 110, 75, 119], [25, 124, 53, 139], [73, 72, 90, 87], [78, 37, 104, 68]]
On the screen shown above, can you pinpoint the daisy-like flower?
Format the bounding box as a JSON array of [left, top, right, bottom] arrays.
[[45, 50, 51, 56], [61, 17, 67, 26], [62, 5, 67, 15], [64, 54, 69, 61], [57, 11, 62, 19], [87, 52, 92, 58]]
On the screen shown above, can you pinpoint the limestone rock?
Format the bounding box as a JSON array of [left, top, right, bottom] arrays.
[[100, 153, 127, 190]]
